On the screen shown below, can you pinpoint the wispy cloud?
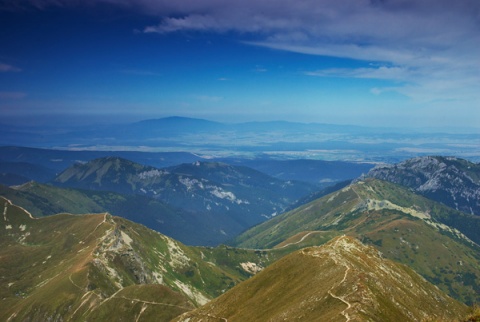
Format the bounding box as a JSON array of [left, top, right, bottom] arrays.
[[253, 66, 267, 73], [0, 63, 21, 72], [0, 91, 27, 99], [305, 66, 412, 81], [138, 0, 480, 104], [5, 0, 480, 104]]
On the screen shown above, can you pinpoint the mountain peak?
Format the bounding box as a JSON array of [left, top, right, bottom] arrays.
[[366, 156, 480, 215], [176, 236, 467, 322]]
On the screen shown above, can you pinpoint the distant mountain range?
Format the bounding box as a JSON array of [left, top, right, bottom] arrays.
[[1, 157, 318, 245], [0, 146, 373, 185], [0, 147, 375, 245], [0, 146, 203, 174], [176, 236, 468, 322], [1, 116, 479, 162], [365, 156, 480, 215]]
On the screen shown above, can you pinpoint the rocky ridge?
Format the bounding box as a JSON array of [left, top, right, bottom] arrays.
[[0, 197, 275, 321], [365, 156, 480, 215]]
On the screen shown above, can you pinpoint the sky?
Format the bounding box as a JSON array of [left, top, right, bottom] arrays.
[[0, 0, 479, 129]]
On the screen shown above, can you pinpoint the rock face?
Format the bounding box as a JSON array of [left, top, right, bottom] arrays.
[[366, 156, 480, 215], [175, 236, 468, 322]]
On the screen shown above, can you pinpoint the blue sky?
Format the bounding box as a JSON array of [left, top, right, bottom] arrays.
[[0, 0, 479, 129]]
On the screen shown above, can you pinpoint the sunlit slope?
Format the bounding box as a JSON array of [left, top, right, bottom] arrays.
[[233, 179, 480, 304], [0, 197, 275, 321], [175, 236, 468, 322]]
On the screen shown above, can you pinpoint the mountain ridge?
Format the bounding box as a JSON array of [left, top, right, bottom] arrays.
[[365, 156, 480, 215], [175, 235, 468, 322], [232, 178, 480, 304], [0, 196, 278, 321], [52, 157, 316, 245]]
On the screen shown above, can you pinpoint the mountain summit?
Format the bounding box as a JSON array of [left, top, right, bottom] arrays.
[[175, 236, 467, 322], [366, 156, 480, 215]]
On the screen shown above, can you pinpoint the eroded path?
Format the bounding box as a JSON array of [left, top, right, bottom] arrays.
[[307, 237, 354, 322]]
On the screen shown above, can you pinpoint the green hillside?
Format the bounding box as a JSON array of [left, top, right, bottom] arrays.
[[175, 236, 468, 322], [0, 197, 279, 321], [233, 179, 480, 305]]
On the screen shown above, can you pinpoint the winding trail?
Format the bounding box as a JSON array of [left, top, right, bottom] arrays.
[[329, 238, 354, 322], [307, 237, 354, 322], [327, 264, 352, 322], [276, 231, 329, 249], [88, 213, 109, 238], [69, 274, 84, 291], [116, 296, 193, 310]]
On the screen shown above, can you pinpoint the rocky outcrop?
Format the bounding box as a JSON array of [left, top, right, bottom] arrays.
[[366, 156, 480, 215]]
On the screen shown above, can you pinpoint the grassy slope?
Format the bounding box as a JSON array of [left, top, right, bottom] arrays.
[[175, 236, 468, 322], [233, 179, 480, 305], [0, 197, 279, 321]]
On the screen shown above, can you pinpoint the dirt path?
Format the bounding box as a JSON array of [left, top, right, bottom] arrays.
[[307, 238, 354, 322], [327, 263, 352, 322]]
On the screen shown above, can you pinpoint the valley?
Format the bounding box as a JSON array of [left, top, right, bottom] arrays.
[[0, 145, 479, 321]]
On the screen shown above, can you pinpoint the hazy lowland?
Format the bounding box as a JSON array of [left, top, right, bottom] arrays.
[[0, 116, 479, 321]]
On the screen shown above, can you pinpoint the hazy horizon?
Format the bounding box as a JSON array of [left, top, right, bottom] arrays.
[[1, 1, 479, 130], [2, 113, 480, 134]]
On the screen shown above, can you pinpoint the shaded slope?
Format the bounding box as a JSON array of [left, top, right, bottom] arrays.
[[53, 157, 315, 244], [0, 197, 276, 321], [175, 236, 467, 322], [224, 157, 374, 185], [366, 156, 480, 215], [233, 179, 480, 304], [0, 161, 55, 184], [0, 146, 202, 173], [0, 182, 225, 246]]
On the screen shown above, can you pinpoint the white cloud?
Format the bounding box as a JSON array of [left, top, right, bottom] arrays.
[[5, 0, 480, 105], [138, 0, 480, 104], [305, 66, 412, 81], [0, 63, 21, 72]]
